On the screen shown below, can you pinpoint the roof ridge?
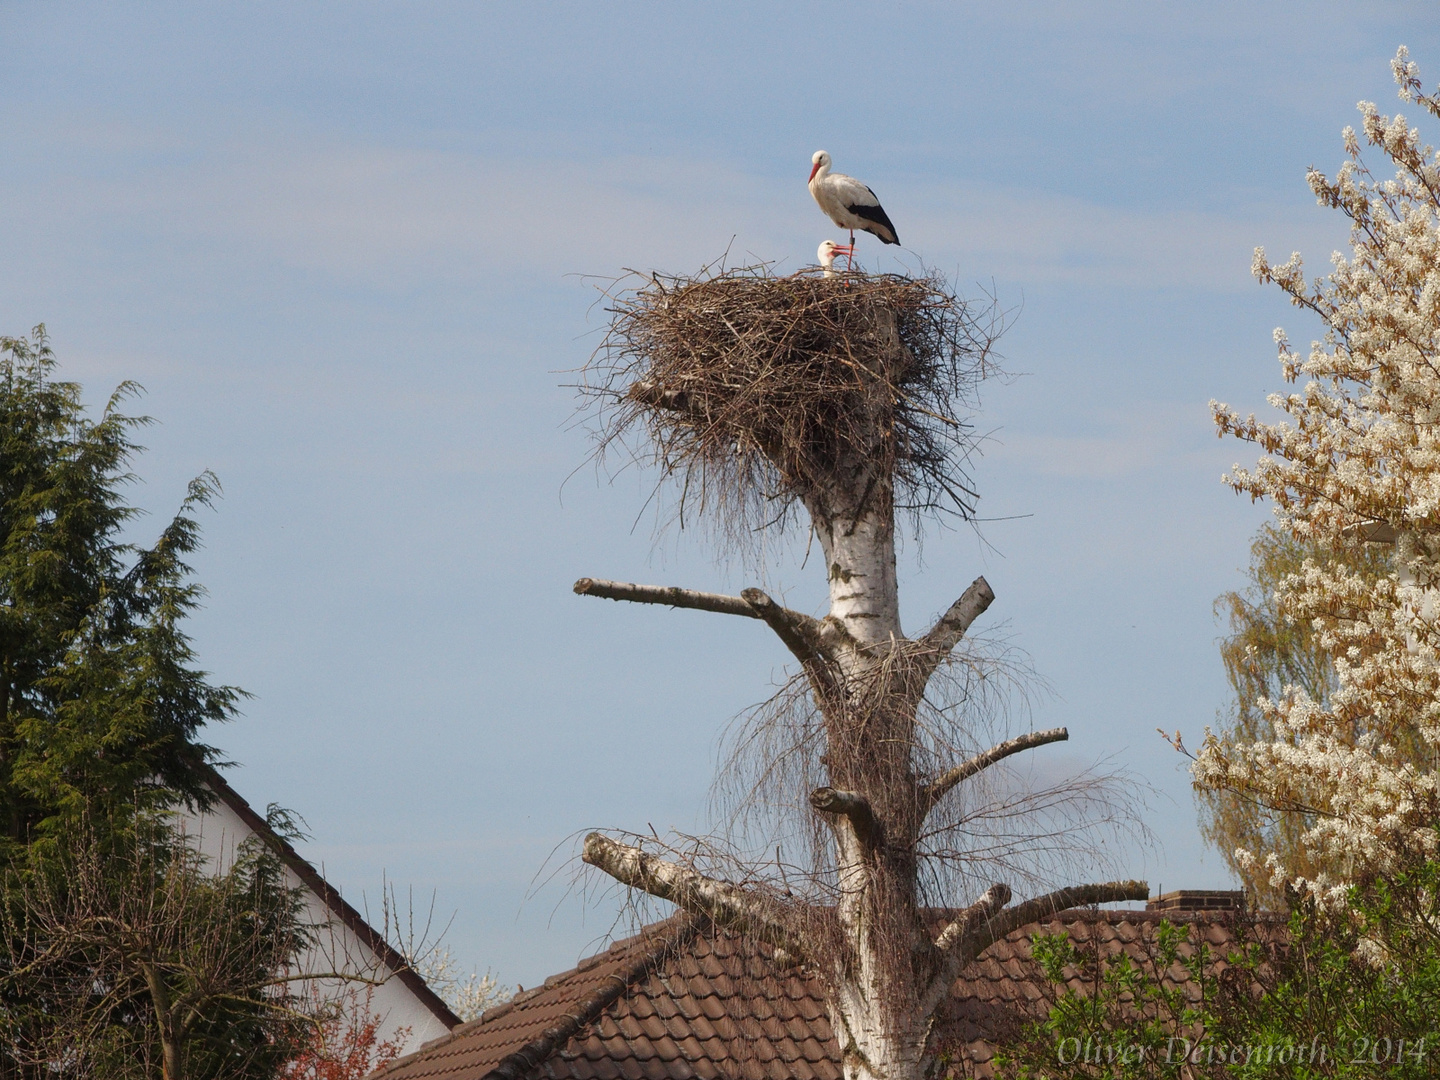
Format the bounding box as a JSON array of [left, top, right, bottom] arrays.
[[196, 764, 462, 1030], [372, 913, 698, 1080], [480, 916, 701, 1080]]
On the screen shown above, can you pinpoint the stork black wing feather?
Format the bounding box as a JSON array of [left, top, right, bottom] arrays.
[[847, 201, 900, 245]]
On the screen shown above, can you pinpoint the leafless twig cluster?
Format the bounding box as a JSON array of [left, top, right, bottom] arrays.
[[583, 264, 1007, 550], [712, 642, 1146, 910]]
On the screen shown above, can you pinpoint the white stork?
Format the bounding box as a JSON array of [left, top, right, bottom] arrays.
[[808, 150, 900, 262], [817, 239, 853, 277]]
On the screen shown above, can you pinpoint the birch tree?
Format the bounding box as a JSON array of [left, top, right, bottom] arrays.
[[575, 269, 1146, 1080], [1198, 48, 1440, 908]]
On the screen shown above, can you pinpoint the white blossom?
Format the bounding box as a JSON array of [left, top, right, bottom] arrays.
[[1199, 49, 1440, 905]]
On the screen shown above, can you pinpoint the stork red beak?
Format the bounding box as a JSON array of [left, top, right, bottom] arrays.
[[809, 161, 822, 181]]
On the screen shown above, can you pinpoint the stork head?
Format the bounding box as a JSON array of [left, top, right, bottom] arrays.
[[817, 239, 852, 273], [809, 150, 831, 182]]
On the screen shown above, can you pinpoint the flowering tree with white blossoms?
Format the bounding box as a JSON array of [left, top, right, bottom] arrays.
[[1198, 47, 1440, 907]]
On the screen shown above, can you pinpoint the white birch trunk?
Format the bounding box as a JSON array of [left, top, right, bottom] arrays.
[[806, 470, 932, 1080], [579, 292, 1148, 1080]]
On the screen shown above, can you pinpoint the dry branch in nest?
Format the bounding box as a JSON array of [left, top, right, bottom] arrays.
[[584, 265, 1005, 542]]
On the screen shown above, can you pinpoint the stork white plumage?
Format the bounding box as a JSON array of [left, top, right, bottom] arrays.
[[817, 239, 853, 278], [808, 151, 900, 263]]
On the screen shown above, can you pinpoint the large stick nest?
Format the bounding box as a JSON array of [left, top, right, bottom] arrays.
[[585, 264, 1005, 543]]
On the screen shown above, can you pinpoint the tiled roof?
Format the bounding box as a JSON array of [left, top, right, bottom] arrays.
[[373, 909, 1272, 1080]]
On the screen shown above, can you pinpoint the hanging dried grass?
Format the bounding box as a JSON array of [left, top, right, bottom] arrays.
[[583, 264, 1006, 544]]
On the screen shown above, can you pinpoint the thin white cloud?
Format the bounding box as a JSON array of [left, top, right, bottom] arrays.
[[986, 401, 1221, 479], [0, 114, 1354, 300], [896, 179, 1351, 292]]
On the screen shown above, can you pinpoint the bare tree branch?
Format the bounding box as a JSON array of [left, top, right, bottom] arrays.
[[957, 880, 1149, 963], [581, 833, 807, 962], [573, 578, 837, 676], [931, 883, 1012, 954], [740, 588, 836, 668], [915, 576, 995, 678], [918, 882, 1013, 1016], [809, 787, 879, 848], [574, 578, 759, 619], [922, 879, 1148, 1014], [922, 728, 1070, 813]]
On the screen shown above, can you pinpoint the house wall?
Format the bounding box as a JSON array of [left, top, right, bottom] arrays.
[[175, 794, 453, 1057]]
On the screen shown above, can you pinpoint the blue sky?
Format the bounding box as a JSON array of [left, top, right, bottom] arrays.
[[3, 2, 1438, 987]]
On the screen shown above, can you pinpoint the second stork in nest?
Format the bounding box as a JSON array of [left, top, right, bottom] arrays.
[[818, 239, 854, 277]]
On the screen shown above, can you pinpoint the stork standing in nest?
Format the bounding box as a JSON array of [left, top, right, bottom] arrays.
[[809, 150, 900, 269]]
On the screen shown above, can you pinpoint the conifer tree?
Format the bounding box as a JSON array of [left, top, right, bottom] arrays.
[[0, 327, 236, 843], [0, 328, 332, 1079]]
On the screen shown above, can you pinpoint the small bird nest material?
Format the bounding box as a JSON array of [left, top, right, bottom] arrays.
[[585, 264, 1004, 542]]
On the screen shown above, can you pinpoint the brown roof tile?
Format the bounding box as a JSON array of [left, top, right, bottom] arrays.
[[685, 1013, 716, 1043], [698, 993, 728, 1023], [372, 909, 1277, 1080]]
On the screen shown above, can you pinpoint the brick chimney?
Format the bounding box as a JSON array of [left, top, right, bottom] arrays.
[[1146, 890, 1245, 913]]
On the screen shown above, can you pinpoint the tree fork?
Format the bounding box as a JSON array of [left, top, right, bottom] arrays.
[[947, 880, 1148, 965], [922, 879, 1149, 1013]]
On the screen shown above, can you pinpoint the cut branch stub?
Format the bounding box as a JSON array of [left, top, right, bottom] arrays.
[[915, 576, 995, 679], [573, 578, 759, 619], [581, 832, 807, 963], [809, 787, 880, 849]]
